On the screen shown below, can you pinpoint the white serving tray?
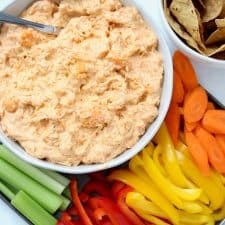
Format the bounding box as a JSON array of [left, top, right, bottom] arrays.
[[0, 0, 224, 224]]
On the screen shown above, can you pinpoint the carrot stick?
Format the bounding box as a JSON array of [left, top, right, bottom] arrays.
[[207, 102, 215, 110], [185, 130, 210, 176], [215, 135, 225, 156], [173, 51, 198, 91], [172, 70, 184, 104], [165, 103, 180, 145], [183, 86, 208, 123], [202, 110, 225, 134], [195, 126, 225, 173], [185, 121, 197, 132]]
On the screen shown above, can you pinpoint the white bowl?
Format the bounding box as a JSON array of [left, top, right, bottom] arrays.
[[158, 1, 225, 68], [0, 0, 173, 174], [158, 1, 225, 109]]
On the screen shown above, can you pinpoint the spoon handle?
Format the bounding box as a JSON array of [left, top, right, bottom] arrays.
[[0, 12, 58, 34]]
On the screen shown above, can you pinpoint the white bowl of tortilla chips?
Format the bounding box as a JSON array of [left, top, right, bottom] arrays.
[[0, 0, 173, 174], [159, 0, 225, 67]]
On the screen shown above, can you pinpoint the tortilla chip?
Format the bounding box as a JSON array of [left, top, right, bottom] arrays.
[[197, 0, 206, 9], [205, 27, 225, 45], [202, 0, 224, 22], [204, 44, 225, 56], [215, 18, 225, 27], [164, 3, 204, 54], [219, 0, 225, 18], [170, 0, 205, 49], [213, 51, 225, 59]]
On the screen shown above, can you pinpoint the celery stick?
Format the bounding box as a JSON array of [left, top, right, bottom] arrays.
[[60, 195, 71, 211], [12, 191, 57, 225], [0, 158, 62, 213], [63, 186, 71, 199], [0, 145, 65, 194], [40, 168, 70, 186], [0, 181, 15, 200]]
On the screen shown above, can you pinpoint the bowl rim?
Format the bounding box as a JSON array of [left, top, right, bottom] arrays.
[[0, 0, 173, 174], [158, 0, 225, 67]]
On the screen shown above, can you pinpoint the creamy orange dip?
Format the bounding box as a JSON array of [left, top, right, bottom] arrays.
[[0, 0, 163, 166]]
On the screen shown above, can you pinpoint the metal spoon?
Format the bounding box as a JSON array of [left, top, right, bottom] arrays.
[[0, 12, 60, 35]]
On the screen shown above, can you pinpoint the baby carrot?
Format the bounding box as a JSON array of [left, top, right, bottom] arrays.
[[165, 103, 180, 145], [207, 102, 215, 110], [185, 121, 197, 132], [185, 130, 210, 176], [202, 110, 225, 134], [173, 51, 198, 91], [195, 126, 225, 173], [172, 70, 184, 104], [184, 87, 208, 123], [215, 135, 225, 156]]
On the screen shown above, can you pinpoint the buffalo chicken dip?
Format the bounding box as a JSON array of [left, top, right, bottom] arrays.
[[0, 0, 163, 165]]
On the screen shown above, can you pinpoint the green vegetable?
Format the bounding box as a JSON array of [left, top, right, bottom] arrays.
[[0, 158, 62, 213], [0, 180, 15, 200], [12, 191, 57, 225], [40, 168, 70, 187], [63, 187, 72, 199], [60, 195, 71, 211], [0, 145, 65, 194]]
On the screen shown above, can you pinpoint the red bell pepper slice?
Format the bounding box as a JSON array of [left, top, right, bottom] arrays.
[[89, 172, 106, 181], [93, 208, 106, 220], [88, 197, 133, 225], [57, 221, 66, 225], [68, 206, 78, 216], [83, 180, 110, 197], [116, 186, 146, 225], [70, 179, 94, 225], [79, 192, 89, 203], [61, 212, 80, 225], [111, 181, 125, 199]]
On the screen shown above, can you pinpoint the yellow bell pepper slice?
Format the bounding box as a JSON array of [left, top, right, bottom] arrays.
[[179, 212, 214, 225], [126, 192, 167, 219], [213, 204, 225, 221], [154, 123, 189, 187], [108, 169, 179, 225], [182, 202, 202, 214], [153, 144, 167, 176], [128, 155, 150, 184], [197, 202, 213, 215], [176, 151, 225, 210], [133, 209, 171, 225], [142, 150, 201, 207]]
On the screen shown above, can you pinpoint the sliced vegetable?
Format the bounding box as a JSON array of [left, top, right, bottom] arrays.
[[0, 180, 15, 200], [176, 151, 225, 210], [202, 110, 225, 134], [154, 123, 189, 187], [40, 168, 70, 187], [70, 179, 93, 225], [195, 126, 225, 173], [83, 180, 110, 197], [173, 51, 198, 91], [172, 70, 185, 103], [89, 197, 133, 225], [184, 130, 210, 176], [0, 158, 62, 213], [11, 191, 57, 225], [165, 102, 180, 145], [185, 121, 197, 132], [0, 145, 66, 195], [215, 134, 225, 155], [183, 86, 208, 123], [108, 169, 179, 225], [116, 186, 145, 225]]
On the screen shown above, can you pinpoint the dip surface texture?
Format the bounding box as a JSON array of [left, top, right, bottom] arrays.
[[0, 0, 163, 165]]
